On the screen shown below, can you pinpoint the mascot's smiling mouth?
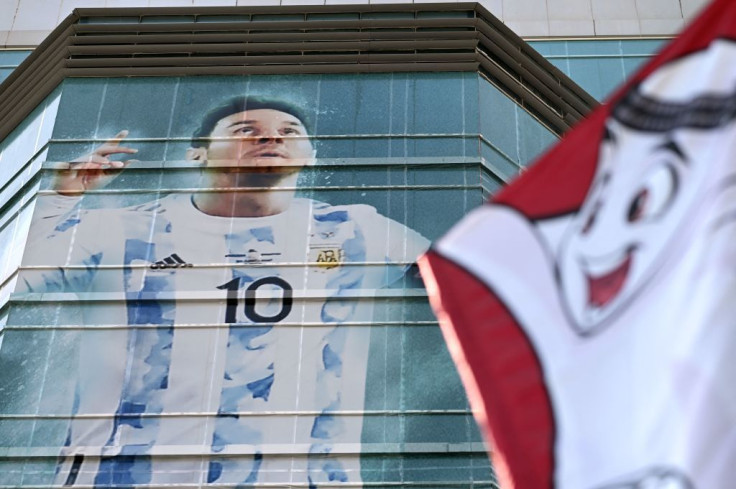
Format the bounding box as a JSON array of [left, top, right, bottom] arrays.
[[584, 248, 634, 308]]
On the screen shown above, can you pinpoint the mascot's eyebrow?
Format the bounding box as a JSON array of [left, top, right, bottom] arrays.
[[656, 139, 689, 165]]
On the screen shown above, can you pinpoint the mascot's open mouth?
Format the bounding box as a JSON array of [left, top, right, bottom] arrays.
[[585, 250, 633, 308]]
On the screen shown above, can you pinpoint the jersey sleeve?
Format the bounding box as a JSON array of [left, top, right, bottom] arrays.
[[380, 213, 429, 265], [19, 194, 103, 294], [25, 193, 82, 243], [351, 205, 430, 287]]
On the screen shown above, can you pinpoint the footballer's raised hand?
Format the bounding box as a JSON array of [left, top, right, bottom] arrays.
[[54, 130, 138, 196]]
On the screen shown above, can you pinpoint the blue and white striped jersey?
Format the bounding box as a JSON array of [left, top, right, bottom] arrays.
[[20, 193, 428, 487]]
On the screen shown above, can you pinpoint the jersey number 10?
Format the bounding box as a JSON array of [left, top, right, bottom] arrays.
[[219, 277, 293, 323]]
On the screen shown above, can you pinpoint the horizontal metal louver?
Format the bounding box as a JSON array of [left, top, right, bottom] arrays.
[[0, 2, 597, 142]]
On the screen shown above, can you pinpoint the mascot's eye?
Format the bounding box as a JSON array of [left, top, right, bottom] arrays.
[[626, 163, 678, 223], [627, 189, 649, 222], [582, 201, 601, 235]]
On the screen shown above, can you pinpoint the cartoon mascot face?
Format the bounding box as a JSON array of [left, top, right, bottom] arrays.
[[556, 40, 736, 334]]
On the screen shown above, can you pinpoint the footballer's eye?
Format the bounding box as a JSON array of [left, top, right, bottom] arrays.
[[627, 163, 678, 223], [234, 126, 256, 136], [281, 127, 303, 136], [581, 201, 601, 235]]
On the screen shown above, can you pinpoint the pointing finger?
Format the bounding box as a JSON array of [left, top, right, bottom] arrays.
[[71, 154, 111, 165], [107, 130, 129, 146], [94, 130, 138, 156], [96, 145, 138, 157]]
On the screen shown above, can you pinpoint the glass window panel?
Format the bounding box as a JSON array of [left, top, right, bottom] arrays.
[[620, 38, 668, 55], [51, 79, 108, 140], [623, 55, 654, 78], [530, 39, 666, 101], [36, 90, 61, 153], [462, 72, 480, 135], [568, 39, 623, 55], [0, 50, 32, 66], [548, 57, 571, 77], [0, 459, 24, 486], [0, 275, 17, 312], [0, 68, 13, 84], [399, 454, 493, 483], [517, 108, 558, 166], [11, 458, 57, 487], [354, 76, 394, 135], [0, 218, 19, 282], [0, 107, 45, 185], [7, 200, 36, 274], [528, 40, 567, 56], [481, 169, 504, 196], [402, 326, 467, 410], [412, 73, 466, 135], [96, 78, 179, 142], [568, 57, 626, 101], [482, 141, 520, 181], [412, 137, 466, 158], [479, 77, 519, 163], [0, 328, 54, 417], [404, 414, 474, 443], [314, 76, 359, 136]]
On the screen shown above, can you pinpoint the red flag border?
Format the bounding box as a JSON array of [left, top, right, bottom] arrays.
[[419, 249, 557, 489]]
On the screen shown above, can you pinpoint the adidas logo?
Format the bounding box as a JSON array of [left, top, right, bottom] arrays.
[[150, 253, 193, 270]]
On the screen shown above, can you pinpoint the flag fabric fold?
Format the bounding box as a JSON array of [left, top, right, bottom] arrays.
[[419, 1, 736, 487]]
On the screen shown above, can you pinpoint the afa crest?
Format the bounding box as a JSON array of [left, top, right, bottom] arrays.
[[310, 246, 344, 270]]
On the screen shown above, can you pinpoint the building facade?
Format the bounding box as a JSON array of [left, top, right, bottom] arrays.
[[0, 1, 701, 488]]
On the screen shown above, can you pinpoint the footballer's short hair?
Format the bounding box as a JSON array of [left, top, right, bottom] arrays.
[[191, 95, 313, 148]]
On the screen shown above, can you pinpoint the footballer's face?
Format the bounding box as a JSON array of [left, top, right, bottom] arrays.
[[201, 108, 315, 173], [556, 122, 703, 333]]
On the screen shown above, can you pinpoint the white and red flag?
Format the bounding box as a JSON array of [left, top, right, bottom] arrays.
[[418, 0, 736, 487]]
